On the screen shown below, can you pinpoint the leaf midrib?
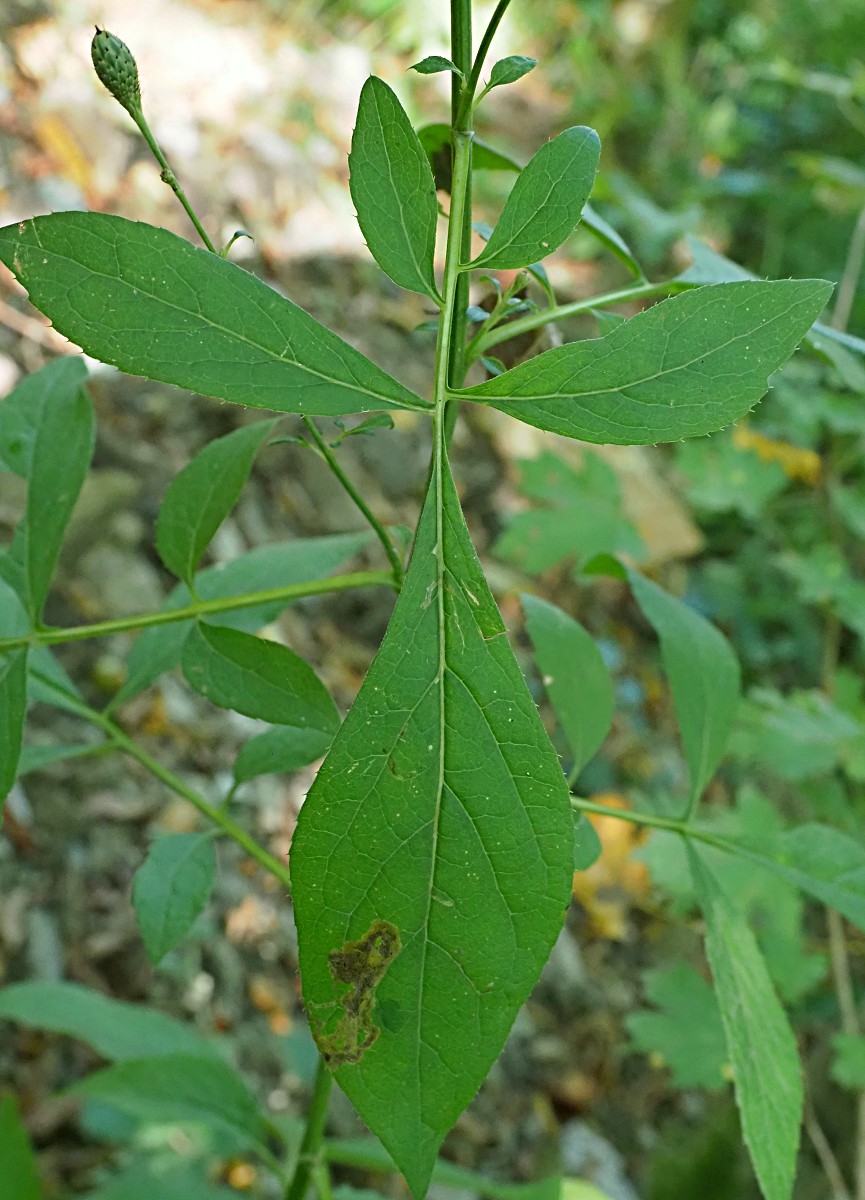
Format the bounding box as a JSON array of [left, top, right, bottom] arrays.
[[459, 288, 809, 405], [19, 222, 430, 412]]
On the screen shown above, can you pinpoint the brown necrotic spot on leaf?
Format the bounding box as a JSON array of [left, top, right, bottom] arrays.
[[313, 919, 401, 1068]]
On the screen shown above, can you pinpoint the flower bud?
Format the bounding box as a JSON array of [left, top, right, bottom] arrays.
[[91, 28, 142, 116]]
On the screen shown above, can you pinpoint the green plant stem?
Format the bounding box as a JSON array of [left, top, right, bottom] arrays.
[[464, 277, 691, 364], [129, 104, 217, 253], [301, 418, 405, 586], [445, 0, 475, 442], [464, 0, 515, 116], [832, 202, 865, 332], [570, 795, 756, 862], [29, 669, 293, 890], [0, 571, 392, 655], [283, 1056, 334, 1200]]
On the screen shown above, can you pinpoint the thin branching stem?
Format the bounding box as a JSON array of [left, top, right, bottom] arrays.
[[301, 417, 405, 586], [0, 572, 393, 656]]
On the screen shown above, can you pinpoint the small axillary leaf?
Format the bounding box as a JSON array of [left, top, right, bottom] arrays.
[[314, 919, 401, 1069]]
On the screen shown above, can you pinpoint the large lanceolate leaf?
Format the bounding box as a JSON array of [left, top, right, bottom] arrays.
[[471, 126, 600, 271], [460, 280, 833, 444], [0, 214, 429, 416], [689, 846, 802, 1200], [291, 457, 573, 1198], [350, 77, 440, 301], [629, 571, 740, 808], [156, 420, 278, 585]]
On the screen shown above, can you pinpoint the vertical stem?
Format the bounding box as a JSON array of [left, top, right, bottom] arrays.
[[284, 1057, 334, 1200], [446, 0, 474, 440], [832, 202, 865, 332]]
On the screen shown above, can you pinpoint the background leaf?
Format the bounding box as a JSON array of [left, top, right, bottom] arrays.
[[629, 571, 740, 808], [625, 962, 728, 1090], [116, 533, 369, 704], [572, 814, 603, 871], [83, 1162, 238, 1200], [495, 452, 643, 575], [292, 458, 573, 1197], [70, 1056, 267, 1152], [462, 280, 833, 443], [156, 420, 278, 585], [0, 980, 215, 1060], [182, 623, 340, 731], [132, 833, 217, 964], [1, 648, 28, 807], [233, 725, 333, 783], [522, 594, 613, 777], [689, 845, 802, 1200], [0, 214, 428, 416], [0, 1094, 41, 1200], [471, 126, 600, 270], [349, 77, 439, 300]]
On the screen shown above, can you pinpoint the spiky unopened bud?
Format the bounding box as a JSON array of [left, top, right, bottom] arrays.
[[91, 28, 141, 116]]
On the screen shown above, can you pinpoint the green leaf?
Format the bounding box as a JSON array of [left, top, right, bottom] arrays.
[[0, 214, 428, 416], [83, 1162, 238, 1200], [1, 649, 28, 807], [729, 688, 863, 781], [233, 726, 333, 784], [182, 623, 340, 732], [675, 431, 788, 521], [486, 56, 537, 89], [417, 124, 522, 178], [461, 280, 834, 444], [132, 833, 217, 964], [349, 77, 439, 301], [0, 1094, 41, 1200], [744, 822, 865, 933], [572, 814, 602, 871], [291, 457, 573, 1197], [494, 451, 643, 575], [470, 127, 600, 270], [0, 357, 94, 619], [326, 1136, 562, 1200], [831, 1033, 865, 1090], [156, 420, 278, 585], [0, 356, 83, 477], [581, 204, 645, 279], [629, 571, 740, 807], [17, 742, 106, 775], [410, 56, 463, 78], [69, 1055, 267, 1151], [0, 980, 215, 1060], [522, 594, 613, 776], [688, 845, 802, 1200], [116, 533, 369, 703], [625, 962, 728, 1090]]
